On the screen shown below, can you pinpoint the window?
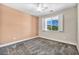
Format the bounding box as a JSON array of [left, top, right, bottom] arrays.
[[43, 15, 63, 32]]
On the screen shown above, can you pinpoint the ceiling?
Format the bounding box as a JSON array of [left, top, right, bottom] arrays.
[[3, 3, 77, 16]]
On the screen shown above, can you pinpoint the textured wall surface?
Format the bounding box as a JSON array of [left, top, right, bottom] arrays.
[[39, 7, 77, 45], [0, 4, 38, 44], [77, 4, 79, 52]]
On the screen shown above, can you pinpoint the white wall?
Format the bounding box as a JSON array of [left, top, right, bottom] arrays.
[[77, 4, 79, 51], [39, 7, 77, 45]]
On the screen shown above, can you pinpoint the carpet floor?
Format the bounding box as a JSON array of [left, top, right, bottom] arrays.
[[0, 37, 79, 55]]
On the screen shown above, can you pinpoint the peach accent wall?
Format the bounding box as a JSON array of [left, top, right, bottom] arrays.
[[31, 16, 38, 36], [0, 4, 38, 44]]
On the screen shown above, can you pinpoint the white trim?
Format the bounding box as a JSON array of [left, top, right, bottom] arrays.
[[39, 36, 77, 46], [0, 36, 39, 48], [0, 36, 77, 48]]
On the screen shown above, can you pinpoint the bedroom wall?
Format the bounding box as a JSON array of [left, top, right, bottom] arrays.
[[0, 4, 38, 44], [77, 4, 79, 52], [39, 6, 77, 45]]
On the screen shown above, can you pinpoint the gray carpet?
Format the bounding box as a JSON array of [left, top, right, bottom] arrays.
[[0, 37, 79, 55]]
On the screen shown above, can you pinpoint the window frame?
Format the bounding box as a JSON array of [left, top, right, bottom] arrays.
[[42, 14, 64, 32]]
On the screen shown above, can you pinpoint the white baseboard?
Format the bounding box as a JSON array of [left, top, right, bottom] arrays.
[[0, 36, 39, 48], [39, 36, 77, 46], [0, 36, 77, 48]]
